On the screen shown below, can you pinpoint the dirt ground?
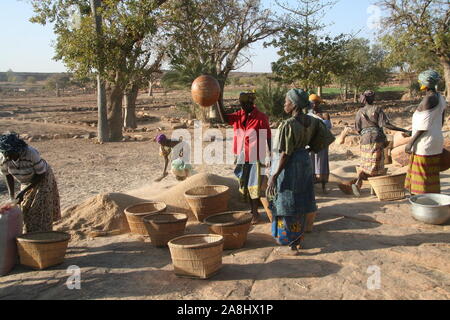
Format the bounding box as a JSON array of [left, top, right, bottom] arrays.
[[0, 90, 449, 300]]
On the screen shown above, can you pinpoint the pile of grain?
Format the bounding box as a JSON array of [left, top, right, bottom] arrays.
[[55, 193, 142, 239], [56, 173, 246, 240]]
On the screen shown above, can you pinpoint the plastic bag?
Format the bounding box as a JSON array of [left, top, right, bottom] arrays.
[[171, 158, 193, 180], [0, 204, 23, 276]]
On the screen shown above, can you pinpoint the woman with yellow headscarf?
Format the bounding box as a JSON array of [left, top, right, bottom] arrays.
[[405, 70, 448, 194]]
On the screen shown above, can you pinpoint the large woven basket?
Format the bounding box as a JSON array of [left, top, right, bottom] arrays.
[[184, 185, 230, 222], [143, 213, 188, 247], [168, 234, 224, 279], [368, 173, 407, 201], [16, 232, 70, 270], [124, 202, 166, 236], [204, 212, 252, 250]]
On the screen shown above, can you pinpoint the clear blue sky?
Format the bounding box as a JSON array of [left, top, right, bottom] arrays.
[[0, 0, 379, 73]]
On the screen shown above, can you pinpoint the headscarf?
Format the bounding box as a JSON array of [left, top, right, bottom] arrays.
[[359, 90, 375, 105], [309, 94, 323, 103], [155, 134, 167, 144], [287, 89, 310, 111], [239, 91, 256, 105], [0, 133, 28, 154], [418, 70, 441, 90]]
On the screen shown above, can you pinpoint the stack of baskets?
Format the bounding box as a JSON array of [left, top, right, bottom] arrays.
[[124, 202, 167, 236], [368, 173, 407, 201]]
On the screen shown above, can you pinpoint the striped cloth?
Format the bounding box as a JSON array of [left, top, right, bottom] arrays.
[[359, 142, 385, 176], [0, 146, 48, 184], [405, 154, 441, 194]]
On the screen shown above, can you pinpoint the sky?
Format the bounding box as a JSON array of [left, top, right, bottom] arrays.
[[0, 0, 380, 74]]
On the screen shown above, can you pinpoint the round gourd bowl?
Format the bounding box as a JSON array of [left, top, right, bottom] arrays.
[[409, 194, 450, 225]]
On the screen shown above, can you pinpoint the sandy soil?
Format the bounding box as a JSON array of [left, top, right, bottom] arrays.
[[0, 91, 449, 300]]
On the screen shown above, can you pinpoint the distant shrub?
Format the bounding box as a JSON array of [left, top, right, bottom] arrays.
[[255, 81, 288, 119], [26, 76, 37, 84]]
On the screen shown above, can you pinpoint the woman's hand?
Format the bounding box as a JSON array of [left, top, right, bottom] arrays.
[[405, 142, 413, 154], [266, 174, 279, 198]]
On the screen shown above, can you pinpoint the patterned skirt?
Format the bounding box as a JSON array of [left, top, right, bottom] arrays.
[[272, 215, 306, 246], [234, 160, 263, 200], [405, 154, 441, 194], [360, 142, 385, 176], [21, 167, 61, 233]]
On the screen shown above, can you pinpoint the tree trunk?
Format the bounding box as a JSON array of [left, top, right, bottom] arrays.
[[108, 85, 124, 141], [440, 57, 450, 102], [344, 84, 348, 101], [123, 84, 139, 129], [216, 80, 227, 123], [317, 86, 323, 97], [353, 87, 358, 103], [148, 80, 153, 97], [91, 0, 109, 143], [97, 75, 109, 142]]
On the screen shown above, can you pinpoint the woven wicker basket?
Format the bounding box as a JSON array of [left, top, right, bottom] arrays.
[[168, 234, 224, 279], [204, 212, 252, 250], [184, 186, 230, 222], [368, 173, 407, 201], [16, 232, 70, 270], [143, 213, 188, 247], [124, 202, 167, 236]]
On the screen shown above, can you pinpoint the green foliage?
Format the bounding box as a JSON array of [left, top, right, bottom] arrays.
[[161, 60, 216, 90], [29, 0, 168, 85], [267, 0, 349, 90], [377, 0, 450, 94], [270, 32, 349, 90], [335, 38, 389, 93], [26, 76, 37, 84], [255, 80, 288, 118], [45, 74, 70, 90]]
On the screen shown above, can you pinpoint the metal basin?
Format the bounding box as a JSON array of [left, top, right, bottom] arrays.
[[409, 194, 450, 225]]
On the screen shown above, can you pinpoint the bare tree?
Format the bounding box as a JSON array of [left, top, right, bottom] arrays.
[[165, 0, 283, 120]]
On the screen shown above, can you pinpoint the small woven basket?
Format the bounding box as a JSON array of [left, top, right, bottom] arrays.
[[124, 202, 167, 236], [143, 213, 188, 247], [168, 234, 224, 279], [204, 211, 252, 250], [368, 173, 407, 201], [184, 185, 230, 222], [16, 232, 71, 270]]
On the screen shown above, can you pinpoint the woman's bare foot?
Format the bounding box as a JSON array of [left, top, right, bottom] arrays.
[[251, 213, 261, 225]]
